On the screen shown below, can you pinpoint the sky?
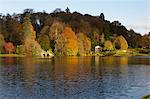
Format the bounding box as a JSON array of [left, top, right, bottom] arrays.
[[0, 0, 149, 35]]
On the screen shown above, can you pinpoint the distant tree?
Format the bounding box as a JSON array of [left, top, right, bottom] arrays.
[[66, 7, 70, 13], [104, 40, 114, 51], [43, 10, 46, 14], [127, 29, 141, 48], [23, 9, 34, 14], [43, 15, 53, 26], [53, 8, 62, 13], [99, 13, 105, 21], [78, 20, 91, 33], [114, 35, 128, 50], [4, 42, 15, 54], [112, 21, 122, 26], [103, 20, 111, 39]]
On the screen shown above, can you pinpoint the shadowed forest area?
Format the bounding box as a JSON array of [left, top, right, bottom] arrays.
[[0, 8, 150, 56]]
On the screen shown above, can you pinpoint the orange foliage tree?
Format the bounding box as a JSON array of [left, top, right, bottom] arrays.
[[55, 27, 78, 55], [76, 33, 91, 55], [4, 42, 15, 54]]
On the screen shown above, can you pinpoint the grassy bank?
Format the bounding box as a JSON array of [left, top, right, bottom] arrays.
[[0, 49, 149, 57], [0, 54, 25, 57], [92, 49, 150, 56]]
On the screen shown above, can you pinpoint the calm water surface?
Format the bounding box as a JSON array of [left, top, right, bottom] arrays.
[[0, 56, 150, 99]]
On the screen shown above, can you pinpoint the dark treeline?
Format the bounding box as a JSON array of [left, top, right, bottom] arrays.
[[0, 8, 149, 56]]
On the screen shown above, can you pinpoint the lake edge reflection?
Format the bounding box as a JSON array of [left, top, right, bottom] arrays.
[[0, 56, 150, 99]]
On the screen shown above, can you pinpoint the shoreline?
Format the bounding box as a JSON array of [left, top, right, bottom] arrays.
[[0, 53, 149, 58], [0, 54, 25, 57], [0, 49, 149, 57]]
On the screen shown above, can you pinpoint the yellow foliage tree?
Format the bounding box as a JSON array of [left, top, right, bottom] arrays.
[[55, 27, 78, 55], [114, 35, 128, 50], [104, 40, 114, 51], [22, 14, 36, 41], [55, 34, 66, 55], [22, 14, 45, 56], [49, 20, 64, 40], [76, 33, 91, 55]]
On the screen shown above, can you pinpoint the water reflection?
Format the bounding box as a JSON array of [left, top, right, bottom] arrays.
[[0, 56, 150, 99]]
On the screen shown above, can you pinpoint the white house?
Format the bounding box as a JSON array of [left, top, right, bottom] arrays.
[[95, 46, 102, 52]]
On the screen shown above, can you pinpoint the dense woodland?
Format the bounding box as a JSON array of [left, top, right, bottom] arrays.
[[0, 8, 150, 56]]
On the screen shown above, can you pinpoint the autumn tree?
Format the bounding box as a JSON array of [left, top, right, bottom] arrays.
[[138, 34, 150, 48], [4, 42, 15, 54], [103, 40, 114, 51], [90, 29, 101, 51], [38, 34, 51, 51], [49, 20, 64, 40], [54, 34, 66, 55], [100, 33, 105, 45], [22, 14, 36, 41], [22, 14, 45, 56], [76, 33, 91, 55], [15, 45, 25, 55], [55, 27, 78, 55], [22, 14, 36, 55], [0, 34, 5, 53], [114, 35, 128, 50], [78, 20, 91, 33]]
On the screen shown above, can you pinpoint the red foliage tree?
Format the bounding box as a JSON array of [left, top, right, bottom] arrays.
[[4, 42, 15, 54]]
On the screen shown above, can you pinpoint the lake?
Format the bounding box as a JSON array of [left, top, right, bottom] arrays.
[[0, 56, 150, 99]]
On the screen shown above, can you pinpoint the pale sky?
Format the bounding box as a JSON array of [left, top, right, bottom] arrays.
[[0, 0, 149, 35]]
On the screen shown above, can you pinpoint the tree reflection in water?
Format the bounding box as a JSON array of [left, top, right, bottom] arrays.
[[0, 56, 150, 99]]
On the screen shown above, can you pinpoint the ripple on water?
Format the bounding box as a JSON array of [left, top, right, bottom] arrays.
[[0, 56, 150, 99]]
